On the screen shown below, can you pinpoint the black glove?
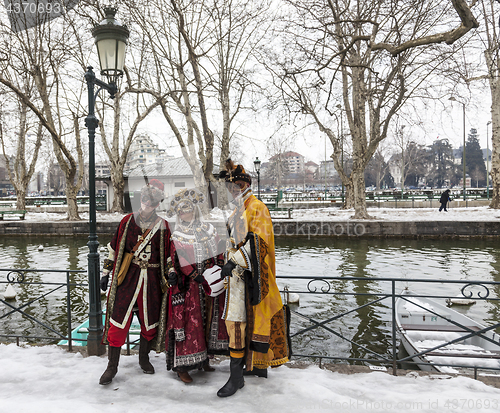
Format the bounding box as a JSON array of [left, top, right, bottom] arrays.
[[168, 270, 178, 286], [221, 260, 237, 279], [100, 274, 109, 291]]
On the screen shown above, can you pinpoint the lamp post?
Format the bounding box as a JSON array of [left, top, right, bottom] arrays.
[[449, 97, 466, 201], [85, 7, 129, 356], [487, 120, 492, 199], [254, 157, 261, 200]]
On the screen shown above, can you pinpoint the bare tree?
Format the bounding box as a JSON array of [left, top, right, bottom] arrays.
[[265, 132, 294, 191], [123, 0, 273, 197], [0, 85, 43, 209], [96, 75, 160, 212], [267, 0, 478, 218], [470, 165, 485, 188], [0, 9, 92, 219], [479, 0, 500, 207]]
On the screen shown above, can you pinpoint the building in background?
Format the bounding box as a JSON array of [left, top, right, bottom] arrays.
[[0, 155, 14, 196], [101, 157, 220, 212], [125, 134, 172, 170]]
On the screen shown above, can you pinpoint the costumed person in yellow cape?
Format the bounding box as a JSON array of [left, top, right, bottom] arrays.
[[217, 159, 291, 398], [98, 179, 171, 385]]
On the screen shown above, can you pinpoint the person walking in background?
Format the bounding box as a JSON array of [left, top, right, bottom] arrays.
[[439, 189, 452, 212], [164, 188, 228, 383], [216, 159, 291, 398], [98, 179, 171, 385]]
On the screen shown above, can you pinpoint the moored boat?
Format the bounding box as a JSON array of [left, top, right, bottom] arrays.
[[58, 312, 141, 348], [396, 292, 500, 374]]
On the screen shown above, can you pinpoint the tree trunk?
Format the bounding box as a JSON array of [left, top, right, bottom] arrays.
[[489, 79, 500, 208], [110, 169, 125, 213], [343, 180, 354, 209], [16, 189, 26, 210], [66, 185, 80, 221], [351, 167, 372, 219]]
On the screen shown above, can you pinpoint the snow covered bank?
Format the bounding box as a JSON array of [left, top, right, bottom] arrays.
[[18, 206, 500, 223], [1, 343, 500, 413]]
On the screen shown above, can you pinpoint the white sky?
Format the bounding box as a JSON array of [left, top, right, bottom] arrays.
[[133, 86, 493, 171]]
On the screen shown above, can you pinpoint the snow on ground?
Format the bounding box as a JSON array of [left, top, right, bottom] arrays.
[[1, 343, 500, 413], [6, 206, 499, 412], [19, 206, 500, 223]]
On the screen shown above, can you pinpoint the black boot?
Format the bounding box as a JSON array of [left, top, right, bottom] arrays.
[[99, 346, 121, 385], [217, 357, 245, 397], [139, 336, 155, 374], [243, 366, 268, 378]]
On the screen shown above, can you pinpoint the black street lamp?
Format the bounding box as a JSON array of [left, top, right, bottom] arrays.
[[254, 157, 261, 200], [85, 7, 129, 356]]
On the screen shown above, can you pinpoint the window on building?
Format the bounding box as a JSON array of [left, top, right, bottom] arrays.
[[174, 182, 185, 187]]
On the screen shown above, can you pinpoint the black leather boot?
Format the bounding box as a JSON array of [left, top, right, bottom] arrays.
[[139, 336, 155, 374], [243, 366, 268, 378], [217, 357, 245, 397], [99, 346, 121, 385]]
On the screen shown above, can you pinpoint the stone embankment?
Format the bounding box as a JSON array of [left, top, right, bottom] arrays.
[[1, 219, 499, 238]]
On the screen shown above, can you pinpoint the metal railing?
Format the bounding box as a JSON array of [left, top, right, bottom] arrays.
[[1, 268, 142, 354], [261, 188, 491, 207], [0, 195, 108, 211], [2, 267, 500, 378], [277, 275, 500, 378], [0, 268, 86, 351]]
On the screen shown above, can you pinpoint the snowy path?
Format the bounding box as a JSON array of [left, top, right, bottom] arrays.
[[1, 344, 500, 413]]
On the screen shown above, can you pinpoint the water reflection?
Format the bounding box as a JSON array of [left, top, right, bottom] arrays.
[[0, 236, 107, 341], [275, 237, 500, 362], [1, 236, 499, 362]]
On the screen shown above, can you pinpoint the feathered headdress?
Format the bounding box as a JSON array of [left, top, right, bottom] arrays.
[[219, 159, 252, 184]]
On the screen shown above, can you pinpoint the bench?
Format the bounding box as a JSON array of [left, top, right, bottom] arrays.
[[0, 210, 27, 220], [267, 206, 293, 219]]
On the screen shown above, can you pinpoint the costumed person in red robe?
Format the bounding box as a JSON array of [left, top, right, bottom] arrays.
[[216, 160, 291, 398], [165, 188, 229, 383], [98, 179, 171, 385]]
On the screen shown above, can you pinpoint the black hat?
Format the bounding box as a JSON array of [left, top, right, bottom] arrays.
[[219, 159, 252, 184]]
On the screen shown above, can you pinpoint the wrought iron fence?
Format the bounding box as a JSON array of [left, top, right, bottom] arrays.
[[277, 275, 500, 378], [0, 268, 86, 351], [1, 268, 142, 354], [2, 267, 500, 379]]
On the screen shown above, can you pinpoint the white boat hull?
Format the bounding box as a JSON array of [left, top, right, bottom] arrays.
[[396, 292, 500, 374]]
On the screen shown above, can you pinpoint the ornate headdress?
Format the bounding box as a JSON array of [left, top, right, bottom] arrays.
[[219, 159, 252, 184], [140, 179, 165, 207], [166, 188, 206, 218]]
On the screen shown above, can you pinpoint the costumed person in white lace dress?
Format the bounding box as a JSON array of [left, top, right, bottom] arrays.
[[165, 188, 228, 383], [98, 179, 171, 385]]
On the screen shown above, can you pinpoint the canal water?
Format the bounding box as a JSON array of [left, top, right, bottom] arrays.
[[1, 236, 499, 362]]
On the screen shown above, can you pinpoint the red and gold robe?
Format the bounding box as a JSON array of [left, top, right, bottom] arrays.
[[102, 212, 171, 345]]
